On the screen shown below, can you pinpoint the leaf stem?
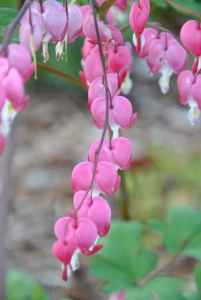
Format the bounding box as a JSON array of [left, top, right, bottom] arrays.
[[139, 221, 201, 287], [98, 0, 116, 19], [165, 0, 201, 20], [37, 63, 86, 89]]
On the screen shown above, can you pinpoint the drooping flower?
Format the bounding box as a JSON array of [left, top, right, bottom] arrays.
[[129, 0, 150, 53], [177, 70, 201, 125], [180, 20, 201, 57], [73, 191, 111, 236], [147, 32, 187, 94], [91, 95, 137, 130], [8, 43, 34, 81], [71, 161, 121, 196], [88, 137, 132, 170], [2, 68, 28, 112]]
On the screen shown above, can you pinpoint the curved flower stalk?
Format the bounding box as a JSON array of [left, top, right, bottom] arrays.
[[52, 0, 137, 281], [0, 0, 200, 286], [129, 0, 187, 95]]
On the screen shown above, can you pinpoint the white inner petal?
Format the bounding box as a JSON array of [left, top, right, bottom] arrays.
[[1, 101, 17, 136], [111, 124, 119, 139], [198, 56, 201, 72], [71, 249, 80, 271], [187, 98, 200, 126], [55, 41, 64, 61], [133, 33, 137, 48], [121, 73, 133, 95], [158, 64, 173, 95]]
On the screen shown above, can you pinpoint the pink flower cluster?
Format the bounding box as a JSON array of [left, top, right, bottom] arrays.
[[0, 0, 85, 154], [0, 44, 34, 153], [129, 0, 187, 95], [177, 20, 201, 125], [1, 0, 201, 286], [80, 4, 133, 94], [129, 0, 201, 125], [19, 0, 83, 61], [52, 2, 137, 281]]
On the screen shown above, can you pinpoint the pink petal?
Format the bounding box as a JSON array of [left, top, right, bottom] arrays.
[[112, 96, 135, 128], [88, 196, 111, 236], [177, 70, 194, 105], [76, 218, 98, 251], [96, 161, 120, 195], [71, 161, 93, 192]]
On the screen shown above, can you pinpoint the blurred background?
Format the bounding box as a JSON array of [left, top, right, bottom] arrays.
[[1, 0, 201, 299]]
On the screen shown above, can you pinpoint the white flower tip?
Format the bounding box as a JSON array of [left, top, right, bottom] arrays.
[[42, 41, 49, 63], [1, 101, 17, 136], [188, 100, 200, 126], [133, 33, 137, 48], [71, 250, 80, 271], [198, 56, 201, 72], [121, 74, 133, 95], [111, 124, 119, 139], [158, 65, 173, 95], [56, 41, 64, 61]]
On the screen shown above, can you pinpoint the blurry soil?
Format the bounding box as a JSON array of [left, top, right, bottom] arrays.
[[4, 61, 201, 299]]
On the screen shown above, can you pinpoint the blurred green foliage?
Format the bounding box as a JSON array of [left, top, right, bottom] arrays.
[[6, 270, 49, 300], [151, 0, 201, 17], [90, 206, 201, 300], [90, 221, 157, 291], [121, 146, 201, 220]]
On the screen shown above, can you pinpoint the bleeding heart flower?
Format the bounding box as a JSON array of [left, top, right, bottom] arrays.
[[88, 137, 132, 170], [2, 68, 28, 112], [147, 32, 187, 94], [91, 95, 136, 129], [74, 191, 111, 236], [82, 14, 112, 43], [108, 44, 132, 74], [129, 0, 150, 53], [88, 73, 118, 108], [8, 43, 34, 81], [180, 20, 201, 57]]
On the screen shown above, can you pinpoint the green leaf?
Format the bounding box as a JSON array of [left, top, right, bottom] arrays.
[[0, 7, 18, 43], [126, 277, 185, 300], [182, 233, 201, 260], [90, 221, 157, 292], [167, 0, 201, 19], [194, 264, 201, 292], [151, 0, 167, 9], [148, 218, 166, 235], [6, 270, 49, 300], [163, 206, 201, 254], [184, 292, 201, 300]]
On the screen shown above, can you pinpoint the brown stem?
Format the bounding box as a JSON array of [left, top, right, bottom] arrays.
[[18, 0, 26, 8], [138, 254, 178, 287], [0, 0, 34, 55], [139, 221, 201, 287], [98, 0, 116, 19], [74, 0, 111, 213], [0, 128, 15, 299], [37, 63, 86, 89], [119, 171, 131, 220], [39, 0, 44, 13], [165, 0, 201, 20]]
